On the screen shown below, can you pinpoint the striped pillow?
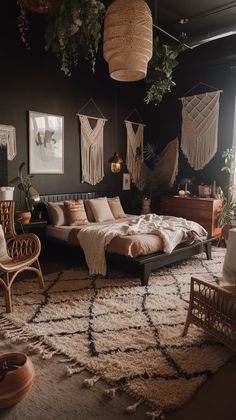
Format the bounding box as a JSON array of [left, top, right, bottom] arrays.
[[64, 200, 89, 226]]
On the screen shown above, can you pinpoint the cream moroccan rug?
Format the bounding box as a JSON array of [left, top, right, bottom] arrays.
[[0, 248, 233, 419]]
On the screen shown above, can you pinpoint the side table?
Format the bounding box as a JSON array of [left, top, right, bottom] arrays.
[[15, 219, 47, 242]]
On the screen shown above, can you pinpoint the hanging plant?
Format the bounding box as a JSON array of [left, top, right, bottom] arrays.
[[145, 37, 179, 106], [45, 0, 106, 76]]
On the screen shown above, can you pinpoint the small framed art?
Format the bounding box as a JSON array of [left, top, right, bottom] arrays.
[[123, 173, 131, 190], [29, 111, 64, 174]]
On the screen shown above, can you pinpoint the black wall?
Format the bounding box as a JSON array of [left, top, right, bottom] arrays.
[[1, 2, 236, 206]]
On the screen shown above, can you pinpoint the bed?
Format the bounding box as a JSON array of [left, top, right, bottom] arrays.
[[39, 192, 215, 285]]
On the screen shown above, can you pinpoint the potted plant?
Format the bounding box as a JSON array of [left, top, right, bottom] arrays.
[[217, 148, 236, 229], [9, 162, 36, 223], [145, 36, 179, 106]]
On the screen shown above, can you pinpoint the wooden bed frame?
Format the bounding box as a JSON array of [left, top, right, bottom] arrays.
[[39, 192, 216, 286]]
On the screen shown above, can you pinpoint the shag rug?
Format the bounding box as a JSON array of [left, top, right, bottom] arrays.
[[0, 248, 233, 418]]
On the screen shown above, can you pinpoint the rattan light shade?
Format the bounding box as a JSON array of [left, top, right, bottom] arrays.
[[103, 0, 153, 82], [18, 0, 53, 14]]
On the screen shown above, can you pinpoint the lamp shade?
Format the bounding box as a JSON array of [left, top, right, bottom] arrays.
[[109, 152, 123, 173], [103, 0, 153, 82]]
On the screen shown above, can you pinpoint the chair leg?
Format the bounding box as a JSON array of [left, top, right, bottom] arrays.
[[33, 259, 45, 289], [182, 304, 193, 337], [4, 286, 13, 313]]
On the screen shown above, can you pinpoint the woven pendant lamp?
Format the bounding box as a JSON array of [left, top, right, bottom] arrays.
[[103, 0, 153, 82], [17, 0, 53, 14]]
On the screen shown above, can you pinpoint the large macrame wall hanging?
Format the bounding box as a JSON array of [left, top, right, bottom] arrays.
[[0, 124, 17, 160], [141, 138, 179, 193], [125, 120, 145, 189], [181, 90, 221, 170], [78, 115, 107, 185]]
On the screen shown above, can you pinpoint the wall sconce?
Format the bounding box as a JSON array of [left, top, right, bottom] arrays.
[[109, 152, 123, 173]]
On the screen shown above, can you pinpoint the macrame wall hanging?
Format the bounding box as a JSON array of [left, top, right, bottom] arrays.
[[141, 138, 179, 193], [76, 99, 107, 186], [0, 124, 17, 160], [125, 109, 145, 190], [180, 83, 222, 170]]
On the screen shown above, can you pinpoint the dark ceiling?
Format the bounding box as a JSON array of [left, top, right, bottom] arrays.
[[146, 0, 236, 49]]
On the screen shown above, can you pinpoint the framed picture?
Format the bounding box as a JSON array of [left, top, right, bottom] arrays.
[[29, 111, 64, 174], [123, 173, 131, 190]]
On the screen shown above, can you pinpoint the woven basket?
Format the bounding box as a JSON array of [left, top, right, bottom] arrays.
[[18, 0, 54, 14], [103, 0, 153, 82]]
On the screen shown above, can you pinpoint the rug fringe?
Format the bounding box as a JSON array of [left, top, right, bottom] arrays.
[[146, 409, 164, 419], [125, 399, 144, 414], [104, 386, 120, 398], [83, 375, 101, 388], [66, 365, 86, 377]]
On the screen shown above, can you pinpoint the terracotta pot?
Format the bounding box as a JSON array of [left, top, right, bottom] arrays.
[[18, 211, 31, 224], [0, 352, 35, 408]]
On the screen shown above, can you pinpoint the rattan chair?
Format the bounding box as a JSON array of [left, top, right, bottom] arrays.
[[183, 276, 236, 351], [0, 200, 44, 313]]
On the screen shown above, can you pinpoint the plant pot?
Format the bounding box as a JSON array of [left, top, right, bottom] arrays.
[[18, 211, 31, 224], [0, 352, 35, 408]]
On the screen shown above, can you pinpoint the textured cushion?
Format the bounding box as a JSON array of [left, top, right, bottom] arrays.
[[108, 196, 126, 219], [84, 200, 96, 222], [0, 224, 11, 263], [64, 200, 89, 226], [89, 197, 115, 223], [47, 202, 66, 226]]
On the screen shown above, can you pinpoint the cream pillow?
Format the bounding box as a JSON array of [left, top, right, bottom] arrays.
[[89, 197, 115, 223], [108, 196, 126, 219], [47, 202, 66, 226], [0, 225, 12, 263], [64, 200, 89, 226], [84, 199, 96, 222]]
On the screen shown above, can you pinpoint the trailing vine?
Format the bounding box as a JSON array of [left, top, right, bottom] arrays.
[[145, 37, 179, 106], [45, 0, 105, 76]]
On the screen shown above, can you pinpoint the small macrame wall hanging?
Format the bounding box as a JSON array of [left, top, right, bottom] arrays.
[[180, 83, 222, 170], [0, 124, 17, 160], [125, 109, 145, 190], [76, 99, 107, 186]]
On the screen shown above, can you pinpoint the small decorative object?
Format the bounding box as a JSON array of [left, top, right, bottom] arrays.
[[178, 178, 193, 196], [198, 184, 211, 198], [0, 352, 35, 408], [0, 124, 17, 160], [0, 187, 14, 201], [29, 111, 64, 174], [109, 152, 123, 173], [122, 173, 131, 191], [103, 0, 153, 82], [178, 190, 186, 197], [145, 37, 179, 105], [181, 90, 221, 170]]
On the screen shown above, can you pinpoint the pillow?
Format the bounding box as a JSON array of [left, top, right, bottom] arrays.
[[47, 202, 66, 226], [89, 197, 115, 223], [108, 196, 126, 219], [84, 199, 96, 222], [64, 200, 89, 226], [0, 225, 12, 263]]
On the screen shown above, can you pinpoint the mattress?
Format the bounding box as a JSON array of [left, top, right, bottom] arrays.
[[46, 217, 164, 258]]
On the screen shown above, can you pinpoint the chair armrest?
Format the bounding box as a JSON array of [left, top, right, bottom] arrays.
[[191, 276, 236, 298], [6, 233, 41, 259]]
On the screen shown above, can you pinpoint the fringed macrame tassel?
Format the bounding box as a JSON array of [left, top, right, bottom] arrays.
[[146, 409, 164, 419], [125, 399, 144, 414], [66, 366, 85, 377], [104, 387, 119, 398], [83, 375, 101, 388]]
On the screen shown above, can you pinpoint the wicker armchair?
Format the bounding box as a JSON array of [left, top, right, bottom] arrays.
[[0, 201, 44, 313], [183, 277, 236, 351]]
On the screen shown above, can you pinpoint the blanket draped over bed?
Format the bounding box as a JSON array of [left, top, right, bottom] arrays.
[[78, 214, 207, 275]]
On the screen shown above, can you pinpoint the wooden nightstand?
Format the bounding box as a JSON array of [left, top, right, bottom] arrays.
[[160, 195, 222, 237]]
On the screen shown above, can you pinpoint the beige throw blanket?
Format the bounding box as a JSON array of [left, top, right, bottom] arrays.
[[78, 214, 207, 275]]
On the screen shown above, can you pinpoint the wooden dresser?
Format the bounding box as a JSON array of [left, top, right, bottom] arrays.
[[160, 196, 222, 237]]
